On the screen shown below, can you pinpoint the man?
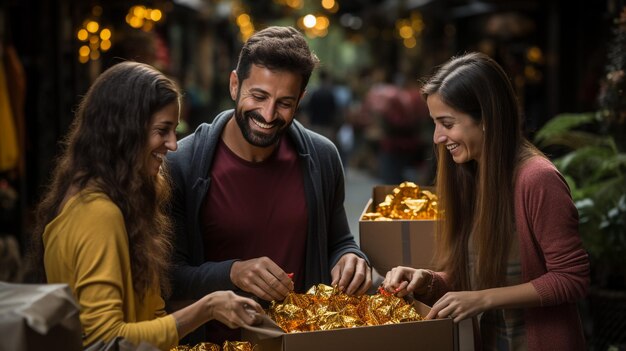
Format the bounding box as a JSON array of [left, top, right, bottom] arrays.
[[166, 26, 372, 344]]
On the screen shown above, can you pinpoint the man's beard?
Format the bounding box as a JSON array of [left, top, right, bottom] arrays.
[[234, 108, 290, 147]]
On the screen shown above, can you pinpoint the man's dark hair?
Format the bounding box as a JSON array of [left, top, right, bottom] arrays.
[[235, 26, 319, 93]]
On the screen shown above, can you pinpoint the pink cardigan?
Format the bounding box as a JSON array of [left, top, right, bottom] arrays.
[[423, 156, 590, 350]]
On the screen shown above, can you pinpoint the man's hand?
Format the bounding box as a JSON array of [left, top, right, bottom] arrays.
[[330, 253, 372, 295], [230, 257, 294, 301]]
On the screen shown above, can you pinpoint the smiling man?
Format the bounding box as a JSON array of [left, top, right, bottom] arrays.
[[165, 26, 371, 345]]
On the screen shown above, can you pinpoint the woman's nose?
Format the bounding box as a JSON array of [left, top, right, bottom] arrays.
[[433, 127, 447, 144], [166, 131, 178, 151]]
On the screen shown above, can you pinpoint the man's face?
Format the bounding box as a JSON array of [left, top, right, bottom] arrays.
[[230, 64, 303, 147]]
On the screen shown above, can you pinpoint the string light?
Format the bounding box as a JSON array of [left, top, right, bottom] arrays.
[[76, 6, 112, 64], [395, 11, 423, 49], [232, 1, 255, 42], [125, 5, 163, 32]]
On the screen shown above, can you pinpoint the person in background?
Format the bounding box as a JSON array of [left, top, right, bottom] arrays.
[[28, 61, 262, 350], [383, 52, 589, 350], [166, 26, 371, 345], [303, 69, 339, 142]]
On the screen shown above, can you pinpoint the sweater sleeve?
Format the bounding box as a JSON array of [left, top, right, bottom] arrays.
[[319, 136, 370, 268], [517, 158, 590, 306], [68, 198, 179, 350], [166, 130, 238, 300], [414, 270, 453, 306]]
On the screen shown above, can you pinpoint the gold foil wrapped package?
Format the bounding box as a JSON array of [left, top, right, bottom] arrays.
[[267, 284, 422, 333], [172, 341, 256, 351], [191, 343, 220, 351], [361, 181, 438, 220], [307, 283, 336, 299], [269, 298, 308, 332], [222, 341, 255, 351]]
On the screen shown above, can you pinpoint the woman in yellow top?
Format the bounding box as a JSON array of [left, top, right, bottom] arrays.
[[28, 61, 263, 350]]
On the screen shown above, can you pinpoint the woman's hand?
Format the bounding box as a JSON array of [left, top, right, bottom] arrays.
[[172, 290, 264, 339], [426, 290, 488, 322], [205, 291, 264, 328], [426, 283, 541, 323], [382, 266, 432, 298]]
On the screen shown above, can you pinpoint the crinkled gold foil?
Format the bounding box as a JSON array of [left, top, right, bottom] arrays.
[[190, 343, 220, 351], [267, 284, 422, 333], [393, 303, 423, 322], [222, 341, 255, 351], [283, 291, 312, 309], [269, 301, 307, 332], [175, 341, 257, 351], [361, 181, 438, 221]]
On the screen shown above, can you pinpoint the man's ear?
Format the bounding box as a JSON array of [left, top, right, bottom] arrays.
[[229, 70, 239, 101]]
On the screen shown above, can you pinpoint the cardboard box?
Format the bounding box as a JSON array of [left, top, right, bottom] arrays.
[[359, 185, 437, 274], [242, 300, 457, 351], [0, 282, 82, 351]]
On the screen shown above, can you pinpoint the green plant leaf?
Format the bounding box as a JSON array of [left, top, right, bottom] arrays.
[[554, 146, 617, 185], [533, 112, 597, 146]]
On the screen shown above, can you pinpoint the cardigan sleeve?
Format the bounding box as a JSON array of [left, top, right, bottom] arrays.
[[516, 158, 590, 306], [166, 129, 239, 300], [56, 196, 179, 349], [323, 138, 370, 268], [414, 270, 453, 306]]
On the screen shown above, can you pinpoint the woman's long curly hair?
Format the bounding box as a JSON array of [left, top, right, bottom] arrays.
[[28, 61, 181, 297]]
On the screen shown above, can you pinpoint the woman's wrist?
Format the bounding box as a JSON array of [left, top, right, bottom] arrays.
[[414, 269, 434, 296]]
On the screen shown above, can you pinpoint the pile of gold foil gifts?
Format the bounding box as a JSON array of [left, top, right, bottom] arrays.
[[360, 182, 438, 221], [171, 341, 255, 351], [267, 284, 422, 333]]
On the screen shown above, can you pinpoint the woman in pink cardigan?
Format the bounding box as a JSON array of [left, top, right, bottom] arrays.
[[383, 52, 589, 350]]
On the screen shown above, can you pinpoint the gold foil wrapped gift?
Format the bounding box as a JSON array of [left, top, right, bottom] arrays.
[[222, 341, 255, 351], [267, 284, 422, 333], [361, 181, 438, 220], [192, 343, 220, 351], [171, 341, 256, 351]]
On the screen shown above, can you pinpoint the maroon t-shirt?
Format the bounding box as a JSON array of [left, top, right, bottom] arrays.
[[201, 137, 308, 292]]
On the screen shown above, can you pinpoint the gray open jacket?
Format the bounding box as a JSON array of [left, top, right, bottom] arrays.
[[166, 110, 369, 301]]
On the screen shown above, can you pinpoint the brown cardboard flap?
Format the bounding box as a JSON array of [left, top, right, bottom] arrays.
[[240, 314, 285, 339]]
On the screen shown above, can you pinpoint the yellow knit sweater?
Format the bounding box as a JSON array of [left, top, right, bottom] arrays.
[[43, 191, 178, 350]]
